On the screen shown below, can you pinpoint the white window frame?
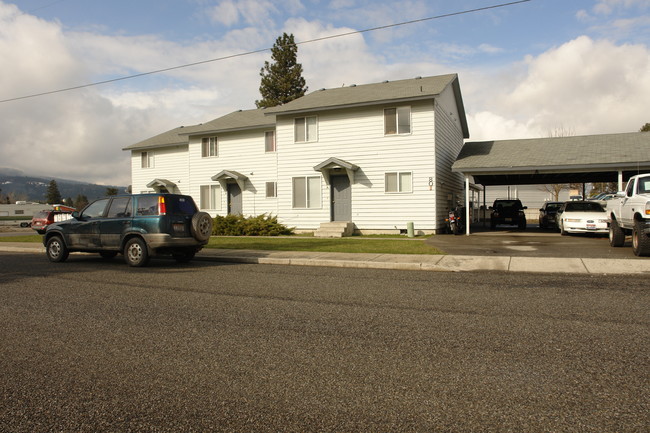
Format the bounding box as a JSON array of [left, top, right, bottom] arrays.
[[294, 116, 318, 143], [385, 171, 413, 193], [200, 184, 222, 210], [265, 130, 276, 153], [384, 106, 411, 135], [292, 176, 321, 209], [141, 151, 154, 169], [265, 181, 277, 198], [202, 137, 218, 158]]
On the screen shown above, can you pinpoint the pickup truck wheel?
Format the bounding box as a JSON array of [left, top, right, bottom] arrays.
[[124, 238, 150, 267], [632, 220, 650, 256], [191, 212, 213, 242], [46, 235, 69, 263], [609, 218, 625, 247]]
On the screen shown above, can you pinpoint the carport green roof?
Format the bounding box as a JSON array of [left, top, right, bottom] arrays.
[[452, 132, 650, 185]]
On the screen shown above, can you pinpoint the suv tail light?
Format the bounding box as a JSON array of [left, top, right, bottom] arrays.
[[158, 196, 167, 215]]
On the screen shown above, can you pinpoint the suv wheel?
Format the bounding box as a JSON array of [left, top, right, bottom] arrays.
[[191, 212, 213, 242], [632, 220, 650, 256], [124, 238, 150, 267], [46, 235, 69, 263], [609, 218, 625, 247]]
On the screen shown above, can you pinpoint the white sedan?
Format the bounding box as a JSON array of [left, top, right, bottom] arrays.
[[558, 201, 609, 235]]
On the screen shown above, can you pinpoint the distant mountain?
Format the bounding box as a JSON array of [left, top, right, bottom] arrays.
[[0, 169, 128, 203]]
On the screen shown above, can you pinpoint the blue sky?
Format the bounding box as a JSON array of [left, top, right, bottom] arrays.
[[1, 0, 649, 186]]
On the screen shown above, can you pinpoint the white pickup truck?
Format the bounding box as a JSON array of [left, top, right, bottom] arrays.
[[608, 173, 650, 256]]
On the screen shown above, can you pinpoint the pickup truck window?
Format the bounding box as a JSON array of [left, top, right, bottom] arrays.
[[638, 177, 650, 194]]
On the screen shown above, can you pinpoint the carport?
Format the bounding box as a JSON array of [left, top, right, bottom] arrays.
[[452, 131, 650, 235]]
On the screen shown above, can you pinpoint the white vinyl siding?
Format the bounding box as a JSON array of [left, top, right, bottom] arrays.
[[200, 184, 222, 210], [384, 107, 411, 135], [294, 116, 317, 142], [385, 172, 412, 193], [292, 176, 321, 208], [265, 131, 276, 152], [141, 151, 154, 168], [201, 137, 218, 157]]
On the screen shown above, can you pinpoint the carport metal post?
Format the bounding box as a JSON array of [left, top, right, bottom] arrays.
[[465, 174, 471, 235]]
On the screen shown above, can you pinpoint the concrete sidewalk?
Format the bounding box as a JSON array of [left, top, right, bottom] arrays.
[[2, 242, 650, 274]]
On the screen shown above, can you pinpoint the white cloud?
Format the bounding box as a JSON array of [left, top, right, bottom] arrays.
[[593, 0, 650, 15], [467, 36, 650, 140]]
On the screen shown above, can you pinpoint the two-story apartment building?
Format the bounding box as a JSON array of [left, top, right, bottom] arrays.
[[124, 73, 470, 234]]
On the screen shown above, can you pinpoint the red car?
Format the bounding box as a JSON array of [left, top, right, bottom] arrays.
[[31, 205, 76, 234]]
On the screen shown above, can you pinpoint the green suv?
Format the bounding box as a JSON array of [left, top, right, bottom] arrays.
[[43, 194, 213, 267]]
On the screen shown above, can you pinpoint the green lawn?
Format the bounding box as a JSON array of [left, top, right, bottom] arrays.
[[206, 236, 443, 255], [0, 234, 42, 243], [0, 233, 443, 255]]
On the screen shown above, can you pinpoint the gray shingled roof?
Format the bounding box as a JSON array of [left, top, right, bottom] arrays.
[[122, 125, 190, 151], [179, 108, 275, 136], [453, 132, 650, 185], [265, 73, 469, 138], [123, 109, 275, 151]]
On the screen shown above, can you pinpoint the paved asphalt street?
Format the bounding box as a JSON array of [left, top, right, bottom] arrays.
[[1, 253, 648, 432]]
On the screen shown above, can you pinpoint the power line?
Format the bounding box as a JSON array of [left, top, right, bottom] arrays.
[[0, 0, 531, 104]]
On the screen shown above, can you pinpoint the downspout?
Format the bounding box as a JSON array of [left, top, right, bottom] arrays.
[[465, 174, 470, 235]]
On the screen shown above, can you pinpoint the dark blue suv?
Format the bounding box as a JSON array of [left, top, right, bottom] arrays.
[[43, 194, 212, 266]]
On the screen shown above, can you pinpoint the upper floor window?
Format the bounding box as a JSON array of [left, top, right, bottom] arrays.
[[385, 171, 412, 193], [294, 116, 317, 143], [141, 151, 154, 168], [384, 107, 411, 135], [265, 131, 276, 152], [202, 137, 218, 158]]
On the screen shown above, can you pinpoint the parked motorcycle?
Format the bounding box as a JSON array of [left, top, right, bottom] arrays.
[[446, 206, 465, 235]]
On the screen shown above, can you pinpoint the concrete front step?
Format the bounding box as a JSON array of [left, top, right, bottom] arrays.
[[314, 222, 355, 238]]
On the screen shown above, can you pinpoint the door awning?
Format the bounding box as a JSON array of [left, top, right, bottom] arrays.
[[146, 178, 177, 193], [211, 170, 248, 191], [313, 157, 359, 184]]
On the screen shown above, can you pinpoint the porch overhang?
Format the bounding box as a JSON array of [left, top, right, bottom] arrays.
[[313, 157, 359, 184], [146, 178, 177, 193], [211, 170, 248, 191]]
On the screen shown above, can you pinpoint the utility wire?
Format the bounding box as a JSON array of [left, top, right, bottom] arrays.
[[0, 0, 531, 103]]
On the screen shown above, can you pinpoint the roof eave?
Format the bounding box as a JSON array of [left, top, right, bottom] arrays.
[[266, 95, 441, 117]]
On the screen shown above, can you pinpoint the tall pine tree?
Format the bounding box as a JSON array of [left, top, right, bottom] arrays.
[[256, 33, 307, 108], [46, 180, 63, 204]]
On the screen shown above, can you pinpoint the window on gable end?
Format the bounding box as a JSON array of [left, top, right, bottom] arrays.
[[384, 106, 411, 135]]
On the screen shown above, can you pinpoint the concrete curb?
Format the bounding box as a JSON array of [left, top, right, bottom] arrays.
[[1, 243, 649, 274]]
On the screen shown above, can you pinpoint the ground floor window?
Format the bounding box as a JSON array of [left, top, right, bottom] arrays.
[[292, 176, 321, 208], [385, 171, 412, 193], [266, 182, 277, 198], [200, 184, 222, 210]]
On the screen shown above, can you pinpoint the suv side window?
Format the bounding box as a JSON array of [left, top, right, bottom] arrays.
[[81, 199, 110, 219], [106, 197, 132, 218], [136, 195, 159, 216]]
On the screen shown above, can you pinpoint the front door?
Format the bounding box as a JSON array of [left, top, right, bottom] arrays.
[[331, 175, 351, 221], [227, 183, 242, 215]]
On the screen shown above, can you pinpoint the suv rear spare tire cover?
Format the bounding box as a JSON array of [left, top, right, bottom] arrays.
[[191, 212, 213, 242]]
